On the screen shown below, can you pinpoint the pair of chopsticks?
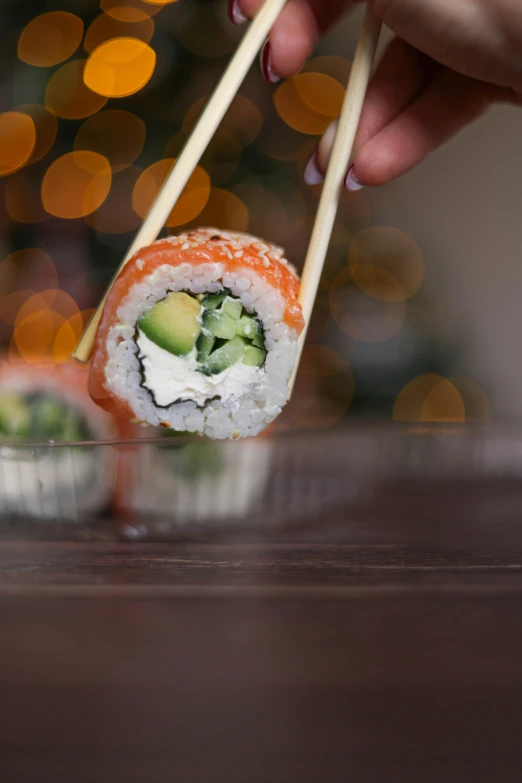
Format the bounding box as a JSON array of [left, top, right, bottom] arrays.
[[74, 0, 382, 391]]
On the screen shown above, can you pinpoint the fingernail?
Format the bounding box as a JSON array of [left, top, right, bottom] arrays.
[[260, 42, 280, 84], [304, 152, 324, 186], [344, 165, 364, 192], [228, 0, 247, 25]]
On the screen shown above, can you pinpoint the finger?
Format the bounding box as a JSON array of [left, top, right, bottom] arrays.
[[230, 0, 358, 80], [353, 70, 493, 187], [314, 38, 434, 176], [305, 37, 433, 184]]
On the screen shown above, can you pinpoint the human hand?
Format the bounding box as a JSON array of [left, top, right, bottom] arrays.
[[228, 0, 522, 189]]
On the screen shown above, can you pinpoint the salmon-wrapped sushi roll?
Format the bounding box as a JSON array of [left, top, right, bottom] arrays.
[[89, 229, 304, 439], [0, 361, 119, 522]]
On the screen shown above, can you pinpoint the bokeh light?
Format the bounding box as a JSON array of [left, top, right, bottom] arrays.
[[0, 291, 35, 326], [42, 152, 112, 219], [74, 110, 146, 172], [183, 94, 262, 148], [133, 159, 210, 226], [186, 188, 249, 233], [45, 60, 108, 119], [348, 226, 424, 302], [15, 105, 57, 165], [84, 12, 155, 53], [18, 12, 83, 67], [84, 38, 156, 98], [274, 74, 344, 135], [13, 309, 63, 362], [16, 290, 79, 324], [5, 171, 48, 223], [11, 290, 79, 363], [101, 0, 163, 22], [394, 374, 466, 422], [0, 249, 58, 310], [450, 376, 492, 422], [330, 268, 406, 342], [285, 344, 354, 428], [53, 310, 93, 363], [86, 166, 142, 234], [0, 112, 36, 176]]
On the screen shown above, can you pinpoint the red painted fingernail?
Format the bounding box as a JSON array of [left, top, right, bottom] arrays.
[[304, 152, 324, 186], [228, 0, 247, 25], [344, 165, 364, 192], [260, 42, 280, 84]]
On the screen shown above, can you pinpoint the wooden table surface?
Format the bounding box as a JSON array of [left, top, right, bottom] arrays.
[[2, 481, 522, 783]]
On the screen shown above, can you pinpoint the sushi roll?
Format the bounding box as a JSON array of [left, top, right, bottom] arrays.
[[89, 229, 304, 439], [0, 361, 118, 522], [116, 431, 273, 536]]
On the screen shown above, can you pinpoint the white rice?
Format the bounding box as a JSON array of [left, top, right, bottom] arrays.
[[103, 240, 299, 439]]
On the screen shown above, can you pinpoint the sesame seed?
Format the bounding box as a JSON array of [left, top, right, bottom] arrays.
[[181, 242, 190, 250], [263, 258, 270, 268], [234, 250, 243, 258], [227, 251, 233, 260]]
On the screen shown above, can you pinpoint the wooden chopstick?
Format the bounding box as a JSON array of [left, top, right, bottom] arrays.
[[288, 9, 382, 396], [74, 0, 288, 363]]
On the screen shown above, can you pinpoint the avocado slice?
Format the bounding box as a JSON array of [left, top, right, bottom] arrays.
[[0, 393, 30, 438], [243, 346, 266, 368], [203, 336, 248, 375], [138, 292, 201, 356]]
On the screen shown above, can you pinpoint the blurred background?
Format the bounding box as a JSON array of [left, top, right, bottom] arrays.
[[1, 0, 520, 431]]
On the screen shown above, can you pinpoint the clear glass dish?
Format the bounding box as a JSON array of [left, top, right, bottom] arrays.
[[1, 424, 522, 545]]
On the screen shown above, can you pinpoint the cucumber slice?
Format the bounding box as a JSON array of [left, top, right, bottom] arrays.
[[202, 309, 237, 340], [236, 315, 263, 344], [203, 336, 248, 375], [196, 331, 215, 363], [31, 396, 65, 439], [138, 292, 201, 357], [243, 346, 266, 367], [202, 292, 228, 310], [223, 298, 242, 320]]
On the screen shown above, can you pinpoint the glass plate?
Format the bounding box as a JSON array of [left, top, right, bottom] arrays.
[[1, 424, 522, 544]]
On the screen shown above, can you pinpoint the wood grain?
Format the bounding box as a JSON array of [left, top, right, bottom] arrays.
[[3, 475, 522, 782]]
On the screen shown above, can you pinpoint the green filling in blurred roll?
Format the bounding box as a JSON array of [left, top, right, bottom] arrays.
[[0, 391, 93, 442]]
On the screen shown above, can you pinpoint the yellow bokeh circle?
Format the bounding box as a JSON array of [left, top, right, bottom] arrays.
[[84, 38, 156, 98], [349, 226, 424, 302], [0, 112, 36, 177], [18, 12, 83, 67], [42, 152, 112, 219], [133, 159, 210, 226]]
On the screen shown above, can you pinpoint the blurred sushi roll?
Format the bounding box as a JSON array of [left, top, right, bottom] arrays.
[[0, 361, 118, 523], [89, 229, 304, 439], [116, 431, 273, 534]]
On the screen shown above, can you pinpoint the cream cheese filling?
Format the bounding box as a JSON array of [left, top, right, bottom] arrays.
[[137, 329, 263, 408]]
